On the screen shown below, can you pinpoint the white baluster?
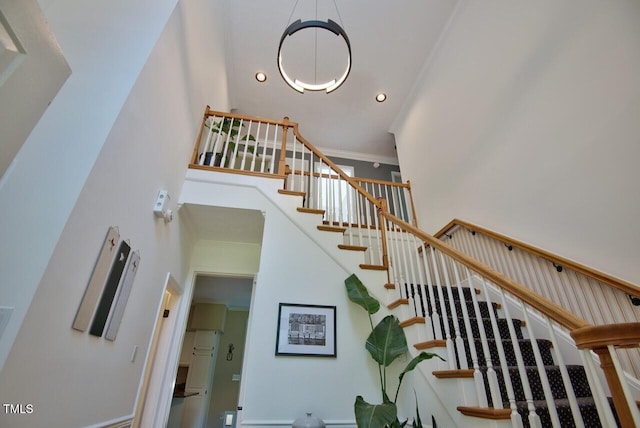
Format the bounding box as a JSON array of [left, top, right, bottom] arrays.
[[418, 242, 441, 341], [239, 120, 253, 170], [479, 278, 523, 427], [496, 288, 541, 428], [466, 269, 502, 409], [250, 121, 261, 172], [201, 115, 214, 165], [268, 123, 277, 174], [579, 350, 618, 427], [452, 262, 485, 406], [521, 306, 560, 426], [370, 184, 383, 266], [210, 115, 224, 166], [545, 320, 585, 427], [438, 252, 468, 370], [429, 247, 456, 369], [230, 118, 243, 169]]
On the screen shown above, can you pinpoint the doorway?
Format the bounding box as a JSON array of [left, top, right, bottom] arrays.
[[135, 274, 185, 428], [168, 274, 253, 428]]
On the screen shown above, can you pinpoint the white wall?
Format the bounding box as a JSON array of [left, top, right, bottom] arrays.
[[179, 175, 382, 427], [0, 0, 230, 426], [393, 1, 640, 285], [0, 0, 180, 373]]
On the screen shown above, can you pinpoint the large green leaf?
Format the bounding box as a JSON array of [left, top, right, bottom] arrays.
[[366, 315, 407, 367], [354, 396, 397, 428], [345, 274, 380, 315], [411, 392, 422, 428], [398, 352, 444, 385]]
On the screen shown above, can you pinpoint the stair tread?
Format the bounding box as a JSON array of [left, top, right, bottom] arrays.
[[359, 263, 387, 271], [337, 244, 367, 251], [317, 225, 347, 233], [278, 189, 306, 197], [297, 207, 325, 215]]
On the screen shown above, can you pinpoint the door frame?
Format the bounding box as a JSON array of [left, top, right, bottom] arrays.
[[135, 272, 193, 428]]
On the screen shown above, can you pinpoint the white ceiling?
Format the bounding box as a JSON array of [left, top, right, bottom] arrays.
[[182, 204, 264, 307], [193, 275, 253, 308], [182, 204, 265, 244], [223, 0, 458, 164], [183, 1, 458, 306]]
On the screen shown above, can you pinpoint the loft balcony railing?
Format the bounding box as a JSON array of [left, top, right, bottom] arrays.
[[190, 107, 416, 268], [190, 107, 640, 427]]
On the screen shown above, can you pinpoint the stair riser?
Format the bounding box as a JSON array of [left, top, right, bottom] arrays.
[[425, 299, 499, 319], [436, 317, 524, 340], [458, 339, 554, 369], [482, 365, 592, 404]]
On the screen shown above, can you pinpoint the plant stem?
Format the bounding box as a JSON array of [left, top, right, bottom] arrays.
[[368, 312, 385, 398]]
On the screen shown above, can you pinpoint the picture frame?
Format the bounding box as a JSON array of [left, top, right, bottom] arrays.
[[275, 303, 336, 357]]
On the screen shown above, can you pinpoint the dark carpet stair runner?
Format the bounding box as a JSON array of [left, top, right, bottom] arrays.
[[408, 284, 620, 427]]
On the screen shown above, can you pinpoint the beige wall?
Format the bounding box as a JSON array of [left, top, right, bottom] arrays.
[[394, 0, 640, 285], [0, 0, 231, 426]]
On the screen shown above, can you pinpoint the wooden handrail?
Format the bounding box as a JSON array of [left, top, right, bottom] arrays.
[[290, 123, 383, 209], [353, 176, 411, 188], [204, 106, 289, 127], [436, 218, 640, 299], [571, 322, 640, 350], [383, 212, 589, 331], [291, 169, 407, 189]]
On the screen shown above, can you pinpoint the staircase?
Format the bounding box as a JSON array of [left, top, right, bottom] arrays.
[[187, 108, 640, 428], [275, 193, 613, 427], [416, 283, 618, 427]]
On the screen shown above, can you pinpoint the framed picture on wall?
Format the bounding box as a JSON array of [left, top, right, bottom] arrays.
[[275, 303, 336, 357]]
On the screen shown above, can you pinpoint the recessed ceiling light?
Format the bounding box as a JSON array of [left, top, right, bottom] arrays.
[[255, 72, 267, 82], [375, 93, 387, 103]]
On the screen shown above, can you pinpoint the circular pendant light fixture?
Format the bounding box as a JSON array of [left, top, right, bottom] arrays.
[[277, 13, 351, 94]]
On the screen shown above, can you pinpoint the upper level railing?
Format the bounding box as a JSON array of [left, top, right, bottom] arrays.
[[190, 108, 640, 427], [190, 107, 415, 267]]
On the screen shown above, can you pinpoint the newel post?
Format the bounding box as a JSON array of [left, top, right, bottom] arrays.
[[279, 117, 291, 187], [377, 198, 389, 272], [191, 105, 212, 165], [571, 322, 640, 428], [593, 348, 635, 427], [406, 180, 419, 227]]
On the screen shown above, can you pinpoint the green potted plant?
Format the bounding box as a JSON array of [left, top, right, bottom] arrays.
[[201, 117, 257, 167], [344, 274, 443, 428]]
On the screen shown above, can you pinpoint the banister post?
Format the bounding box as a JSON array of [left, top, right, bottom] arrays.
[[191, 105, 211, 165], [571, 323, 640, 428], [593, 347, 636, 427], [377, 198, 389, 273], [279, 118, 291, 184], [406, 180, 419, 227]]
